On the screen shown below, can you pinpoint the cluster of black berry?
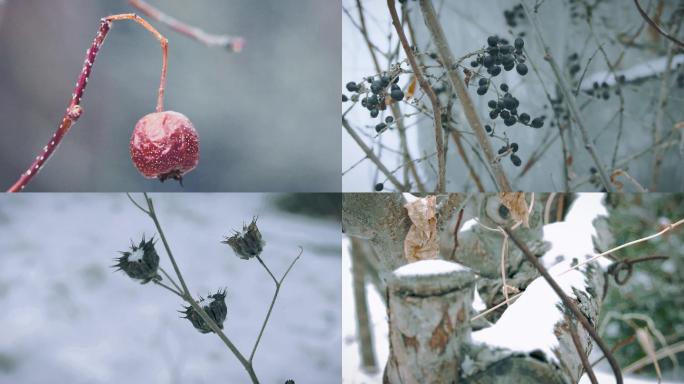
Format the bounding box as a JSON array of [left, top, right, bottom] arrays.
[[375, 115, 394, 134], [585, 75, 625, 100], [586, 81, 611, 100], [484, 82, 545, 129], [567, 52, 581, 77], [503, 4, 526, 28], [548, 93, 569, 128], [344, 75, 405, 120], [470, 36, 528, 81], [496, 141, 522, 167]]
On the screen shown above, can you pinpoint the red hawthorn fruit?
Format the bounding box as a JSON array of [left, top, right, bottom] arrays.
[[130, 111, 199, 183]]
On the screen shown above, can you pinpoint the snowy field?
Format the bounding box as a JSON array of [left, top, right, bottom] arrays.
[[342, 194, 682, 384], [0, 194, 341, 384]]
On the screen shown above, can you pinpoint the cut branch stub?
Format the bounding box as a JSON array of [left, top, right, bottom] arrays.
[[385, 259, 476, 384]]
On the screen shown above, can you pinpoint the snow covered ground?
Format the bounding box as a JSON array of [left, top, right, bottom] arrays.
[[342, 194, 681, 383], [0, 194, 341, 384]]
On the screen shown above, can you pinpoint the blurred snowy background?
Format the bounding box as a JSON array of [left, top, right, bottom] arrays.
[[0, 0, 340, 192], [0, 193, 341, 383], [342, 194, 684, 383]]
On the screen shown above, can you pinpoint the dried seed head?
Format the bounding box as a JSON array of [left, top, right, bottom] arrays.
[[112, 236, 161, 284], [222, 218, 265, 260], [130, 111, 200, 184], [180, 289, 228, 334]]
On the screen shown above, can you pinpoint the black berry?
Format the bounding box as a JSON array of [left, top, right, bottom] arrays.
[[519, 113, 530, 124], [346, 82, 358, 92], [342, 94, 348, 102], [510, 154, 522, 166], [391, 88, 404, 101], [516, 63, 528, 76], [374, 183, 384, 191], [375, 123, 387, 133], [370, 80, 382, 94], [514, 37, 524, 50], [530, 117, 544, 128], [385, 116, 394, 123]]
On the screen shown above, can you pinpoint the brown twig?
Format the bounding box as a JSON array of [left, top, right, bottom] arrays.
[[343, 117, 406, 191], [7, 14, 167, 192], [521, 2, 613, 191], [387, 0, 446, 192], [418, 0, 512, 192], [129, 0, 244, 52], [633, 0, 684, 47], [568, 318, 599, 384], [449, 208, 465, 260], [353, 0, 426, 192], [405, 13, 483, 192], [505, 228, 624, 384]]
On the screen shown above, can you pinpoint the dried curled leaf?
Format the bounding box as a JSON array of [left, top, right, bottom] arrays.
[[403, 196, 439, 262], [498, 193, 529, 228]]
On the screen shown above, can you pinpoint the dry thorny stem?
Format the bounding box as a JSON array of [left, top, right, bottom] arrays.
[[126, 193, 301, 384]]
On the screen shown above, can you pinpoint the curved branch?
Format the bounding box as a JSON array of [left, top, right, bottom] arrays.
[[505, 228, 623, 384], [633, 0, 684, 47], [387, 0, 446, 192], [8, 14, 168, 192]]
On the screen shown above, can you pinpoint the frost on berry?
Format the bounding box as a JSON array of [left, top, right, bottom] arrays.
[[130, 111, 200, 183]]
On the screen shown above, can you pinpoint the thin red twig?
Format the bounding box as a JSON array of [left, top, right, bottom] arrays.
[[7, 14, 168, 192]]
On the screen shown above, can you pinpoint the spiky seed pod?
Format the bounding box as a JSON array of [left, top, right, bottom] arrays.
[[180, 289, 228, 334], [112, 236, 161, 284], [222, 218, 265, 260]]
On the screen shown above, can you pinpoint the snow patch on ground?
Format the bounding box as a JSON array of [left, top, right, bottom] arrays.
[[393, 259, 467, 277]]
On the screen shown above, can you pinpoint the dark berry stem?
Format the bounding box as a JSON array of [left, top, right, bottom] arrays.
[[8, 14, 168, 192]]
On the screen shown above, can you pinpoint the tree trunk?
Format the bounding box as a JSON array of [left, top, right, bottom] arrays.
[[384, 260, 476, 384]]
